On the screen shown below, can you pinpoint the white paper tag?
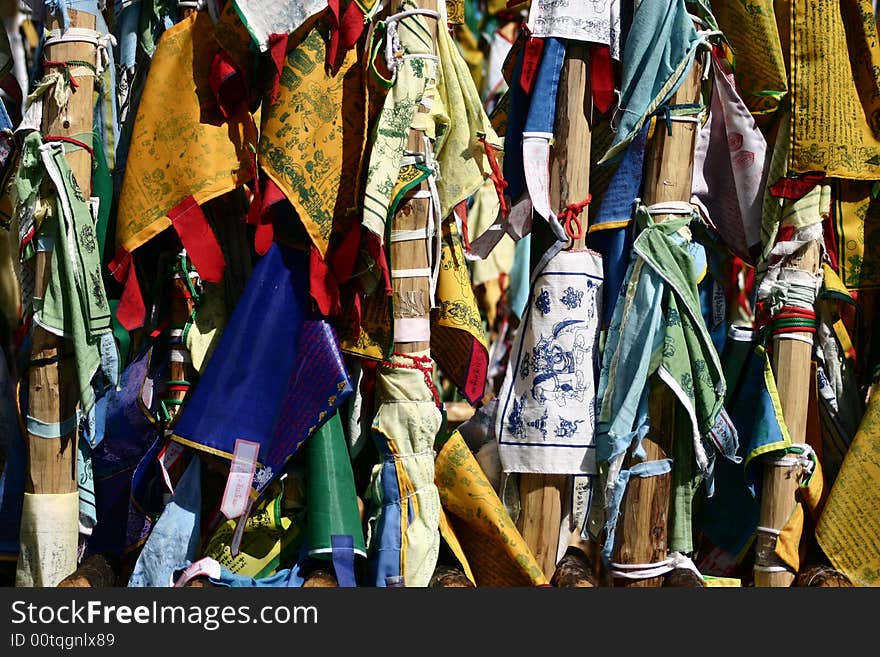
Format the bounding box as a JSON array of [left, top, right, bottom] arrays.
[[220, 439, 259, 520], [158, 440, 186, 495]]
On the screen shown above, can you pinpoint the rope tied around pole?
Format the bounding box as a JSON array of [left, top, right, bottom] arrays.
[[609, 551, 703, 581], [559, 195, 592, 241]]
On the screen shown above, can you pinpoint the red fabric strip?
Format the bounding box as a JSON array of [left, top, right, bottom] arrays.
[[768, 172, 825, 200], [590, 44, 615, 114], [168, 196, 226, 283], [519, 37, 544, 95], [109, 247, 147, 331], [209, 51, 248, 122], [463, 337, 488, 405], [267, 33, 288, 105], [310, 244, 342, 317]]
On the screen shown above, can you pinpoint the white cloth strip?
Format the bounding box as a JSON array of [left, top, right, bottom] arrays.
[[771, 333, 814, 346], [647, 201, 694, 216], [394, 317, 431, 343], [403, 54, 439, 62], [169, 329, 184, 339], [44, 27, 100, 47], [392, 268, 432, 279], [391, 228, 429, 242], [754, 565, 791, 573], [756, 526, 781, 536], [170, 349, 192, 363], [386, 8, 441, 24]]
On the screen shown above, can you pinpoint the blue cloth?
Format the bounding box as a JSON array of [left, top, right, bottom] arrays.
[[0, 349, 25, 558], [508, 233, 532, 321], [368, 456, 404, 587], [523, 38, 565, 136], [173, 243, 309, 469], [503, 38, 530, 202], [129, 455, 202, 587], [601, 0, 702, 164], [696, 335, 786, 557], [86, 347, 161, 557], [588, 123, 650, 325]]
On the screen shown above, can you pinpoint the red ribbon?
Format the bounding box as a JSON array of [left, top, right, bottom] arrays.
[[168, 196, 226, 283]]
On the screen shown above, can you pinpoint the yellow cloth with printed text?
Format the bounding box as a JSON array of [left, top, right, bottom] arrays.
[[435, 431, 548, 586]]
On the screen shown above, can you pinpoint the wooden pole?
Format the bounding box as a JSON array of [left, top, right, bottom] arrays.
[[610, 59, 704, 588], [17, 9, 97, 587], [753, 240, 821, 587], [390, 0, 436, 360], [518, 43, 595, 585]]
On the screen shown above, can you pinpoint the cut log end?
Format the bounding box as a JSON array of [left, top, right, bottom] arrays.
[[550, 547, 597, 587], [57, 554, 120, 588], [796, 565, 853, 587], [302, 567, 339, 588], [662, 568, 705, 588], [429, 565, 475, 588]]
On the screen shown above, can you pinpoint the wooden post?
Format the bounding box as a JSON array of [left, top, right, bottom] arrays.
[[753, 240, 821, 587], [17, 9, 98, 587], [518, 43, 595, 585], [610, 59, 704, 588], [391, 0, 437, 361]]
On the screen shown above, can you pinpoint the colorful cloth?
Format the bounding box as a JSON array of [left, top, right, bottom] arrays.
[[600, 0, 702, 164], [789, 0, 880, 179], [116, 11, 255, 254], [496, 248, 603, 475], [259, 27, 364, 256], [435, 431, 547, 586], [366, 351, 442, 587], [692, 51, 767, 264], [129, 455, 202, 587], [432, 217, 489, 404], [596, 206, 730, 559], [362, 6, 437, 242], [173, 244, 353, 494], [527, 0, 620, 59]]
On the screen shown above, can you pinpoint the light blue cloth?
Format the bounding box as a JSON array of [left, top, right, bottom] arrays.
[[508, 233, 532, 322], [600, 0, 702, 164], [594, 206, 729, 560], [129, 455, 201, 587]]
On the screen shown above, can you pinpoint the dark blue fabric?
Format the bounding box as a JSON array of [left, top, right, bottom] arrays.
[[331, 534, 357, 587], [87, 347, 161, 557], [173, 243, 310, 467], [588, 124, 650, 325], [503, 39, 530, 202], [0, 349, 24, 558], [523, 38, 566, 135]]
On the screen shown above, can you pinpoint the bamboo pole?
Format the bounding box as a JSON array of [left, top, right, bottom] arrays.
[[753, 240, 821, 587], [17, 9, 98, 588], [518, 43, 595, 585], [610, 59, 704, 588]]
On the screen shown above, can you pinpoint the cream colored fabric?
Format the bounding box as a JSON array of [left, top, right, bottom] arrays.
[[15, 492, 79, 587]]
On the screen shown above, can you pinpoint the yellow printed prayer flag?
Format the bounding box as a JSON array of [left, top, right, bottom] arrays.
[[789, 0, 880, 179], [435, 431, 548, 586], [116, 12, 256, 253]]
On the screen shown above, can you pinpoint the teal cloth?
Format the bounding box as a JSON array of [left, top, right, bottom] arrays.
[[596, 206, 730, 558], [600, 0, 702, 164]]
